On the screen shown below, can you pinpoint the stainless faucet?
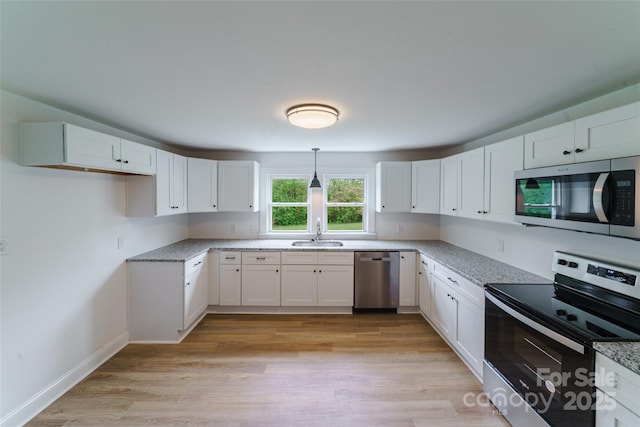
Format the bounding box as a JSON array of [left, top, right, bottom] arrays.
[[315, 217, 322, 241]]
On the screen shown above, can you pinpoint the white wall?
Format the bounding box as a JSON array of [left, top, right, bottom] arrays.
[[0, 91, 189, 426], [188, 151, 441, 240], [440, 84, 640, 279]]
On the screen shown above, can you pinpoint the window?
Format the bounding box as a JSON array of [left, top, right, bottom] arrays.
[[325, 176, 366, 232], [269, 176, 310, 232]]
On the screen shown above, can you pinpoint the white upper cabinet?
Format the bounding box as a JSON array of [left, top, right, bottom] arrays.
[[127, 149, 186, 216], [217, 161, 259, 212], [21, 122, 156, 175], [524, 121, 575, 169], [376, 161, 412, 212], [524, 102, 640, 169], [457, 147, 485, 220], [411, 160, 440, 214], [187, 158, 218, 213], [574, 101, 640, 162], [439, 155, 459, 216], [483, 136, 524, 223]]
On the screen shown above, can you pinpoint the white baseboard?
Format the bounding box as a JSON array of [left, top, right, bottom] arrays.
[[1, 331, 129, 427]]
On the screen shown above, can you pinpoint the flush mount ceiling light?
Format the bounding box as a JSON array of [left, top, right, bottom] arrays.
[[286, 104, 339, 129]]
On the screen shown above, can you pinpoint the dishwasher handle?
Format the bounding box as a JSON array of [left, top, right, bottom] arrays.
[[359, 257, 392, 262]]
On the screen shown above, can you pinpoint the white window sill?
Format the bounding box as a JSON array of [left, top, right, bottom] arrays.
[[258, 232, 377, 240]]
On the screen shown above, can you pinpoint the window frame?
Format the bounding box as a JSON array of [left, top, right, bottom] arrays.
[[267, 174, 312, 233], [323, 174, 368, 234]]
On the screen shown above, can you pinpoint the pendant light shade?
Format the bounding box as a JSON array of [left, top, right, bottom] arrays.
[[310, 148, 321, 188], [287, 104, 339, 129]]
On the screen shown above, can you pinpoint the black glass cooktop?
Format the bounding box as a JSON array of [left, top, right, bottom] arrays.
[[485, 282, 640, 345]]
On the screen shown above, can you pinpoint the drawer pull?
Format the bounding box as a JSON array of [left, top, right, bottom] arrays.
[[193, 261, 203, 267], [225, 256, 236, 260], [256, 257, 266, 260], [447, 277, 458, 284]]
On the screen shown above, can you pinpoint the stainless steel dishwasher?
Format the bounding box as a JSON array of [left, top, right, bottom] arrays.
[[354, 251, 400, 310]]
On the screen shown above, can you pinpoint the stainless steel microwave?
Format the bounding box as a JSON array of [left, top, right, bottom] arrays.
[[514, 156, 639, 240]]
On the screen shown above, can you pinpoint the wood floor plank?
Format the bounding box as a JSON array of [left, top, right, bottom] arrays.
[[28, 313, 507, 426]]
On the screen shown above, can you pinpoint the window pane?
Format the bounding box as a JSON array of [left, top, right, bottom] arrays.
[[272, 206, 308, 231], [327, 178, 364, 203], [327, 206, 363, 231], [272, 178, 308, 203]]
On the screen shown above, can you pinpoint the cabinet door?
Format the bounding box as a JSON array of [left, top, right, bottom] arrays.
[[65, 124, 121, 170], [430, 274, 455, 338], [155, 150, 173, 216], [440, 155, 458, 216], [184, 266, 208, 329], [483, 136, 524, 223], [399, 252, 416, 306], [242, 265, 280, 306], [595, 390, 640, 427], [187, 158, 218, 213], [574, 101, 640, 162], [281, 265, 318, 306], [317, 265, 354, 306], [418, 258, 431, 318], [120, 139, 156, 175], [524, 122, 575, 168], [457, 147, 485, 220], [376, 162, 412, 212], [218, 161, 259, 212], [453, 292, 484, 377], [172, 154, 187, 213], [411, 159, 440, 213], [219, 265, 241, 306]]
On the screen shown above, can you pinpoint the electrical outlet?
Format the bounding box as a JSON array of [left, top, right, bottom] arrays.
[[250, 224, 258, 233], [231, 224, 238, 233], [497, 239, 504, 253], [117, 237, 125, 250], [0, 239, 7, 256]]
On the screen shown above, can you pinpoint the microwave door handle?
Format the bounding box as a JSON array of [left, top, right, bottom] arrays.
[[593, 172, 610, 223]]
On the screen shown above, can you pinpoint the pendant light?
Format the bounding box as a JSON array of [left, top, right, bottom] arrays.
[[310, 148, 321, 188]]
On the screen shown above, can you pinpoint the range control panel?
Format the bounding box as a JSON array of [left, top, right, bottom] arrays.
[[552, 251, 640, 300]]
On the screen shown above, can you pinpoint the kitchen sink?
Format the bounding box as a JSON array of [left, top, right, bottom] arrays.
[[291, 240, 344, 247]]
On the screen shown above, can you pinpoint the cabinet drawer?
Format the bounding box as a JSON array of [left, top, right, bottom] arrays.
[[281, 251, 318, 265], [185, 253, 207, 276], [432, 261, 484, 307], [317, 251, 354, 265], [596, 353, 640, 416], [219, 251, 241, 265], [242, 251, 281, 265]]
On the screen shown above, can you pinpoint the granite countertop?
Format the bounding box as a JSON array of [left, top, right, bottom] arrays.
[[127, 238, 549, 286], [593, 342, 640, 376]]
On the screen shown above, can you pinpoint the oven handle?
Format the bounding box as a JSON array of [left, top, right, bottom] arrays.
[[486, 293, 585, 355]]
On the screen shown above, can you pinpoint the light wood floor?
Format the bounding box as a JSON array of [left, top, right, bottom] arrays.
[[28, 313, 508, 426]]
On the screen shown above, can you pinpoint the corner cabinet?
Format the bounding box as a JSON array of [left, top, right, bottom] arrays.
[[128, 252, 208, 343], [376, 161, 412, 212], [411, 160, 440, 213], [218, 161, 259, 212], [127, 149, 187, 216], [187, 157, 218, 213], [21, 122, 156, 175]]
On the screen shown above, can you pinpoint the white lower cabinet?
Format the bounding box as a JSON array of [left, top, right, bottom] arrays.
[[281, 251, 354, 307], [219, 251, 241, 306], [399, 251, 417, 306], [241, 252, 281, 306], [417, 255, 432, 318], [128, 252, 208, 343], [429, 260, 484, 378], [595, 353, 640, 427]]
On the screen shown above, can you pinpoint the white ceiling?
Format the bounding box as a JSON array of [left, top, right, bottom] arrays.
[[2, 1, 639, 152]]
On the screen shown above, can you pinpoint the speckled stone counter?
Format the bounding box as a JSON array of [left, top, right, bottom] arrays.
[[127, 238, 549, 286], [593, 342, 640, 376]]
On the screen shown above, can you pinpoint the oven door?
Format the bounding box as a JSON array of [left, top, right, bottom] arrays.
[[485, 292, 595, 427]]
